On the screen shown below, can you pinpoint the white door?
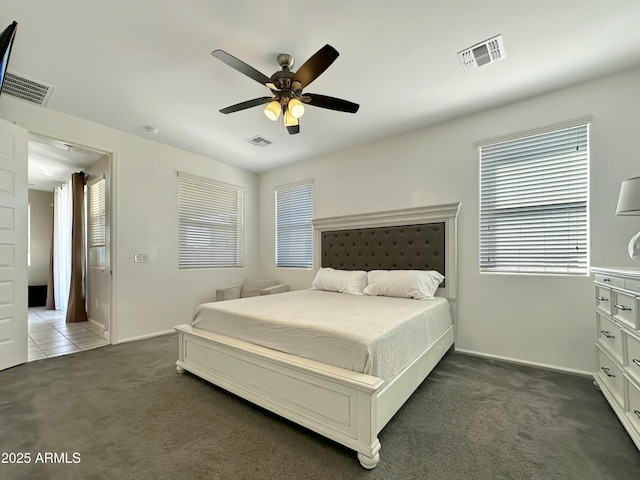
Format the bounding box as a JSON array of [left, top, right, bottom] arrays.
[[0, 118, 28, 371]]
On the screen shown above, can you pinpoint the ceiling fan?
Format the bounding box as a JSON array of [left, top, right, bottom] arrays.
[[212, 44, 359, 135]]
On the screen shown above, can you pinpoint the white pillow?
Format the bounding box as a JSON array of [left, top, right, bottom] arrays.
[[310, 267, 368, 295], [363, 270, 444, 300]]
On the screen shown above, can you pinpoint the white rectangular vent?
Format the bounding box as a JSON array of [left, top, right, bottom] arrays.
[[246, 135, 273, 147], [2, 70, 55, 106], [458, 35, 505, 72]]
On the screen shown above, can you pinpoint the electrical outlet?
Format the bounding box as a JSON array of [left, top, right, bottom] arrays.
[[134, 253, 149, 263]]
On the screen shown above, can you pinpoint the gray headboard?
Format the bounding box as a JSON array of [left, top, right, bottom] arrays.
[[312, 203, 459, 311], [320, 223, 445, 276]]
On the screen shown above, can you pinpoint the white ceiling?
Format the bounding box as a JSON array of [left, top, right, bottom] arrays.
[[4, 1, 640, 173], [28, 136, 105, 191]]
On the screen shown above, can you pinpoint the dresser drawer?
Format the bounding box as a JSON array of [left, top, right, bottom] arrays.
[[597, 313, 624, 363], [626, 331, 640, 385], [595, 286, 612, 315], [596, 345, 625, 407], [626, 278, 640, 294], [626, 378, 640, 437], [595, 274, 625, 288], [612, 290, 637, 329]]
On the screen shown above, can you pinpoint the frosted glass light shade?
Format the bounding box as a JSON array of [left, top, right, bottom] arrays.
[[264, 101, 281, 121], [288, 98, 305, 118], [284, 110, 298, 127]]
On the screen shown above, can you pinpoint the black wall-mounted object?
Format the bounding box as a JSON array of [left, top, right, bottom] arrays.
[[0, 21, 18, 97]]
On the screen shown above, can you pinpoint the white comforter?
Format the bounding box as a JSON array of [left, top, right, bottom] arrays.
[[192, 289, 451, 382]]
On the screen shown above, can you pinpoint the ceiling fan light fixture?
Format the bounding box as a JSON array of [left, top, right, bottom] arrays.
[[288, 98, 305, 118], [264, 100, 281, 121], [284, 110, 298, 127], [213, 45, 359, 135]]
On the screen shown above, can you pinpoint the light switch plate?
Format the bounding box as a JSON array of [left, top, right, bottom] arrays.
[[134, 253, 149, 263]]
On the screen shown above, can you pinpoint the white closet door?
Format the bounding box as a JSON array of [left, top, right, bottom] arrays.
[[0, 118, 28, 371]]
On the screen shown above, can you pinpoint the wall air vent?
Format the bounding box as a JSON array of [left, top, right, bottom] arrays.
[[2, 70, 55, 106], [458, 34, 506, 72], [246, 135, 273, 147]]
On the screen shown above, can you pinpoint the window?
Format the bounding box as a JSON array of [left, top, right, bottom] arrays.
[[275, 181, 313, 268], [87, 176, 106, 269], [178, 172, 244, 269], [479, 121, 589, 275]]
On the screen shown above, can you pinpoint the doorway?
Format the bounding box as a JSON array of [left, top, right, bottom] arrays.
[[27, 134, 112, 361]]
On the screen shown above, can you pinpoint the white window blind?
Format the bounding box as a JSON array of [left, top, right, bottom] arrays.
[[88, 177, 105, 247], [275, 182, 313, 268], [479, 123, 589, 275], [88, 177, 106, 269], [178, 172, 244, 269]]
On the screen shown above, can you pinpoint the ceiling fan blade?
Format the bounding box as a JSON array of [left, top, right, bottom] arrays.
[[219, 97, 273, 114], [291, 44, 339, 89], [212, 49, 274, 88], [305, 94, 359, 113], [287, 124, 300, 135]]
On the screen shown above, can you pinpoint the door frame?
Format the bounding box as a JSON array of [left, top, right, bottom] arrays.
[[23, 125, 117, 343]]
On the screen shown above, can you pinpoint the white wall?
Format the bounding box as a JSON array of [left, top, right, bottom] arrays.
[[27, 189, 53, 286], [6, 65, 640, 371], [258, 66, 640, 374], [1, 96, 258, 343]]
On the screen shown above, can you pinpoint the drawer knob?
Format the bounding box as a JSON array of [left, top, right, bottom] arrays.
[[600, 330, 615, 339], [614, 304, 632, 312], [596, 296, 609, 302], [601, 367, 616, 378], [603, 278, 611, 282], [633, 358, 640, 368], [635, 410, 640, 420]]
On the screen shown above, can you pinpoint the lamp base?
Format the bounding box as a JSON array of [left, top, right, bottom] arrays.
[[629, 231, 640, 263]]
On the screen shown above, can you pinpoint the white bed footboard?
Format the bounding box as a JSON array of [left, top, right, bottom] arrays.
[[175, 324, 385, 468], [174, 322, 453, 468]]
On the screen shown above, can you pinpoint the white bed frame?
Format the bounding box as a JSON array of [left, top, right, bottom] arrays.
[[175, 203, 460, 468]]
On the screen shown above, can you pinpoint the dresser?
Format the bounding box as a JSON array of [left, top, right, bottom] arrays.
[[592, 267, 640, 451]]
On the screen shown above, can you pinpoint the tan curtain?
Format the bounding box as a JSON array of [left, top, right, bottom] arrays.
[[66, 172, 88, 323]]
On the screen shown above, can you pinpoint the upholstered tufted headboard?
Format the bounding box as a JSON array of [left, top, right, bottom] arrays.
[[320, 223, 445, 277], [312, 203, 460, 311]]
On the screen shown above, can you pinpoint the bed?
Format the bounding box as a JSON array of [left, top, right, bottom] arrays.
[[174, 202, 460, 468]]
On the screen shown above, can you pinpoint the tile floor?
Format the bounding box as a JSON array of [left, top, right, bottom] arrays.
[[28, 307, 109, 362]]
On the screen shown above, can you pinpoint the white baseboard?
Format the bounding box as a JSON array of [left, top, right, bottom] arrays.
[[87, 317, 110, 342], [455, 348, 592, 377], [88, 317, 106, 332], [116, 329, 175, 344]]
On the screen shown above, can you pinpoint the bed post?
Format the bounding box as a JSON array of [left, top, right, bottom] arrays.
[[176, 330, 186, 373], [355, 389, 381, 468], [358, 451, 380, 469]]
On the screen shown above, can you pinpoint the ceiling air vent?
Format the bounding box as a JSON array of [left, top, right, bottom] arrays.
[[458, 35, 505, 72], [2, 70, 55, 106], [246, 135, 273, 147]]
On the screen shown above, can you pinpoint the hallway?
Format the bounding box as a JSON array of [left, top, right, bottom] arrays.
[[27, 307, 108, 362]]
